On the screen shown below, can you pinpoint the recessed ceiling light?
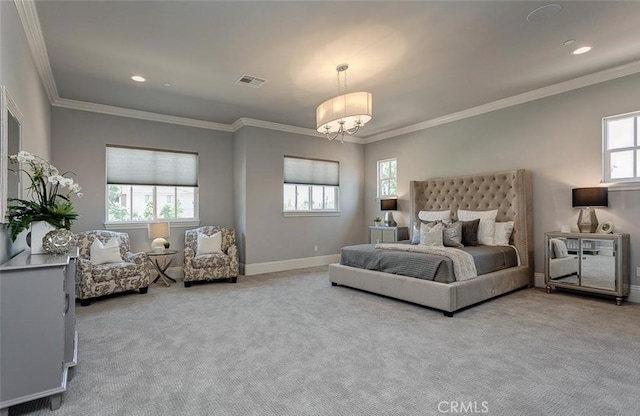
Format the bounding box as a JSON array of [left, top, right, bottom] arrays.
[[573, 46, 592, 55], [131, 75, 146, 82], [163, 83, 171, 87]]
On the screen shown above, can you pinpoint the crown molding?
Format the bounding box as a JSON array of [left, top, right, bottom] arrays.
[[363, 59, 640, 144], [231, 118, 363, 143], [14, 0, 59, 104], [53, 98, 234, 132]]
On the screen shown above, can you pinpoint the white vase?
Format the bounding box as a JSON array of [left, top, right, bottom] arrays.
[[30, 221, 58, 255]]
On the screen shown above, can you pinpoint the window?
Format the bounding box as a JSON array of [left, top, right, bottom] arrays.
[[603, 111, 640, 183], [283, 156, 339, 213], [106, 146, 198, 222], [377, 158, 397, 198]]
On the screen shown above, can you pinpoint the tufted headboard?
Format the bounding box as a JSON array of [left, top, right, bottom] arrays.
[[410, 169, 533, 273]]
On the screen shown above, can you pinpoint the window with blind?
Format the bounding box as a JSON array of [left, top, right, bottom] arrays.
[[283, 156, 340, 214], [106, 145, 199, 222]]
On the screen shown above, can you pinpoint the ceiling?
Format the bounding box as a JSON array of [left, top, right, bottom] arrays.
[[32, 1, 640, 140]]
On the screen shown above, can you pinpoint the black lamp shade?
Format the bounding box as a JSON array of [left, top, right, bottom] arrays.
[[572, 187, 608, 207], [380, 199, 398, 211]]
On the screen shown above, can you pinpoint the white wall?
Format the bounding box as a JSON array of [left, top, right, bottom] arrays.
[[364, 72, 640, 285], [0, 1, 51, 263], [50, 108, 234, 257]]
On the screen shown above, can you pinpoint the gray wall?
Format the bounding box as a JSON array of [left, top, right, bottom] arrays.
[[50, 108, 234, 257], [364, 72, 640, 284], [238, 126, 365, 266], [49, 109, 366, 270], [0, 1, 52, 263]]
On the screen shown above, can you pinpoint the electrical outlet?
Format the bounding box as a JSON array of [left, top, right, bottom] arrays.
[[636, 267, 640, 277], [314, 245, 318, 252]]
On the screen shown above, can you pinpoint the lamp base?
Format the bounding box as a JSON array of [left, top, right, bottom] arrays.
[[384, 212, 397, 227], [151, 238, 167, 253], [577, 208, 598, 233]]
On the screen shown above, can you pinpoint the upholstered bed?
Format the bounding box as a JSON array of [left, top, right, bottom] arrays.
[[329, 169, 533, 316]]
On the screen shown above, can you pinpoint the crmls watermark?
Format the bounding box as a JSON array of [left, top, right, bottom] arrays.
[[437, 400, 489, 414]]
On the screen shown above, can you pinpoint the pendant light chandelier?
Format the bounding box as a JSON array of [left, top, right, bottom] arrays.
[[316, 64, 373, 143]]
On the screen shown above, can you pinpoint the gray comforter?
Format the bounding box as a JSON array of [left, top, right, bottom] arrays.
[[340, 243, 518, 284]]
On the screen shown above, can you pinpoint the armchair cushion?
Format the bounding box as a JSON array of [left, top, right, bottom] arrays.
[[91, 262, 141, 283], [191, 253, 230, 270]]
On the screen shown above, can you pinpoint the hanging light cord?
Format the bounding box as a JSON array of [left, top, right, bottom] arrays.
[[324, 66, 363, 143]]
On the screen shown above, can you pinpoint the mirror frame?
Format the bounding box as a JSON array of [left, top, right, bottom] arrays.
[[1, 85, 24, 223]]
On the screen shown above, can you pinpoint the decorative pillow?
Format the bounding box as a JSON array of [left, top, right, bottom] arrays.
[[443, 221, 464, 248], [419, 222, 444, 247], [418, 210, 451, 224], [495, 221, 515, 246], [90, 237, 123, 265], [550, 238, 569, 258], [197, 232, 223, 255], [461, 219, 480, 246], [457, 209, 498, 245]]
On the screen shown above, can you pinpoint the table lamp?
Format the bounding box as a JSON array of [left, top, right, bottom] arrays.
[[148, 222, 170, 252], [572, 187, 608, 233], [380, 198, 398, 227]]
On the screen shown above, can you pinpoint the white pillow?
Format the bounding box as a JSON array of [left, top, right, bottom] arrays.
[[197, 232, 223, 255], [494, 221, 514, 246], [419, 222, 444, 247], [90, 237, 123, 265], [457, 209, 498, 246], [418, 210, 451, 224]]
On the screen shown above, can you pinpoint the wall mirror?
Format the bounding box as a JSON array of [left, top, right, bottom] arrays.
[[1, 86, 23, 223]]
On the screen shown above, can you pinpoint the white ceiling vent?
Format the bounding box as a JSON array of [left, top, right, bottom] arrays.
[[235, 74, 267, 88]]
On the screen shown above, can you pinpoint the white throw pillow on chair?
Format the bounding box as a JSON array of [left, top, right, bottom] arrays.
[[197, 232, 223, 255], [90, 237, 123, 264]]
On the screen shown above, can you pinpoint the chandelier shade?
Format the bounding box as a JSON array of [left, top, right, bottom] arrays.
[[316, 91, 373, 134]]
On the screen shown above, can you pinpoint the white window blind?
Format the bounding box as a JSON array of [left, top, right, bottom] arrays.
[[283, 156, 339, 186], [107, 146, 198, 186]]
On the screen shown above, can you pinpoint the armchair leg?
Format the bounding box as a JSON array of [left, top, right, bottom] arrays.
[[80, 299, 91, 307], [139, 287, 148, 294], [184, 281, 192, 288], [229, 277, 237, 283]]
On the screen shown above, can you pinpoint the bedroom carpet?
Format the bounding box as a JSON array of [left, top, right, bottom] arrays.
[[9, 266, 640, 416]]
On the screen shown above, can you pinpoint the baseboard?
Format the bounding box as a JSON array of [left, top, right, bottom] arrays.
[[534, 272, 639, 304], [628, 285, 640, 303], [242, 254, 340, 276], [534, 272, 545, 288]]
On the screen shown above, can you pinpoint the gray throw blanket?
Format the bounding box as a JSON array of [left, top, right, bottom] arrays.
[[375, 243, 478, 281]]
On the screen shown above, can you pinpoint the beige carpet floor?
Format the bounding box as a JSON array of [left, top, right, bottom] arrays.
[[8, 266, 640, 416]]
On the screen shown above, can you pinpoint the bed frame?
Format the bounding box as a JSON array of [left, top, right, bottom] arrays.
[[329, 169, 533, 316]]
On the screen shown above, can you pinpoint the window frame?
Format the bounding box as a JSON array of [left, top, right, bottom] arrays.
[[105, 145, 200, 227], [603, 110, 640, 185], [377, 157, 398, 199], [282, 156, 341, 217]]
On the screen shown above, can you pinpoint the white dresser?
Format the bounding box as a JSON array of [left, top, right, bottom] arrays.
[[0, 249, 78, 414]]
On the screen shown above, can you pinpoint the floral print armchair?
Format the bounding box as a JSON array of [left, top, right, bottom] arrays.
[[74, 230, 150, 306], [184, 226, 239, 287]]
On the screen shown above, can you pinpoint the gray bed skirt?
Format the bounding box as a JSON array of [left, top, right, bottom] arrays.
[[329, 263, 531, 316]]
